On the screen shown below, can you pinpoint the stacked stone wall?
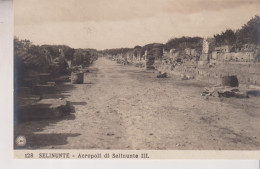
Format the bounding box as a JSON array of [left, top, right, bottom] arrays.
[[157, 61, 260, 86]]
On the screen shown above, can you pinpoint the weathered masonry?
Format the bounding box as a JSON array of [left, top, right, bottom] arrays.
[[107, 38, 260, 86]]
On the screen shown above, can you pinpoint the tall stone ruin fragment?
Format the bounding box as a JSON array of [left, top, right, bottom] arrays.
[[198, 38, 209, 67]]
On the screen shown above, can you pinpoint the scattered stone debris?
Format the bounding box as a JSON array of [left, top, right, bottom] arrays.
[[202, 87, 248, 98], [106, 133, 115, 136], [181, 74, 194, 80], [187, 75, 194, 79], [181, 74, 188, 80], [157, 72, 167, 78]]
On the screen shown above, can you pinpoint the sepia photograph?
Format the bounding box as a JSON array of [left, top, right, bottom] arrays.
[[13, 0, 260, 154]]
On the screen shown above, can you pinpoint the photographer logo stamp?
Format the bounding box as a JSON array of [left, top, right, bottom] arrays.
[[15, 136, 26, 147]]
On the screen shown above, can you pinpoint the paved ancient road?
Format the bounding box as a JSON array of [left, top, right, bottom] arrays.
[[16, 57, 260, 150]]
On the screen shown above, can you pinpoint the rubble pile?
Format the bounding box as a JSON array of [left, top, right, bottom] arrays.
[[181, 74, 194, 80], [157, 72, 167, 78], [202, 87, 248, 98]]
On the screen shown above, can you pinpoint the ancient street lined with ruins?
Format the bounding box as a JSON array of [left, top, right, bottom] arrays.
[[15, 57, 260, 150]]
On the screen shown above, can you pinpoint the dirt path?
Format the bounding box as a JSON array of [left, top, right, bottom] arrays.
[[16, 57, 260, 150]]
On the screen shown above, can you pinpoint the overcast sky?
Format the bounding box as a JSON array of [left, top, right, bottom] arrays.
[[14, 0, 260, 50]]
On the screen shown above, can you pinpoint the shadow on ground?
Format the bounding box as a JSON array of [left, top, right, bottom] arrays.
[[14, 114, 81, 149], [42, 83, 76, 99], [247, 90, 260, 97], [14, 81, 83, 149], [70, 101, 87, 106]]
